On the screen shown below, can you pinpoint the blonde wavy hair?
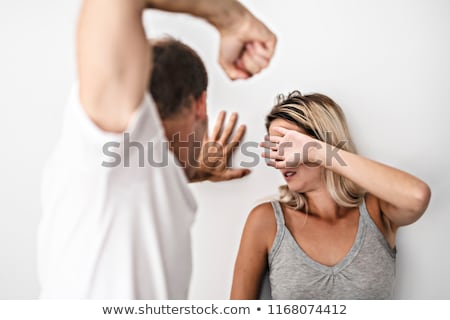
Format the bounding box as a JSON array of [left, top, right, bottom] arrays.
[[266, 91, 364, 212]]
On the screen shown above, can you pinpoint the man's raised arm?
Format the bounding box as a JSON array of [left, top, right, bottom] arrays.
[[77, 0, 276, 133]]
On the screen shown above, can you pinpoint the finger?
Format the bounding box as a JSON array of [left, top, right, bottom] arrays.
[[258, 29, 277, 60], [203, 114, 210, 142], [224, 125, 246, 159], [249, 17, 277, 60], [238, 54, 261, 76], [245, 42, 270, 62], [264, 134, 283, 144], [261, 150, 285, 161], [246, 42, 270, 68], [271, 126, 289, 136], [259, 141, 278, 151], [224, 124, 246, 157], [235, 56, 260, 77], [219, 112, 238, 145], [230, 124, 246, 145], [210, 111, 226, 141], [248, 53, 270, 73], [267, 160, 287, 169], [250, 41, 272, 60], [237, 43, 267, 75], [221, 60, 251, 80], [235, 57, 246, 71], [239, 49, 268, 75], [263, 35, 277, 60]]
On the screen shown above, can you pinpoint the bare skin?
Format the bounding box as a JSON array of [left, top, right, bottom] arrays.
[[230, 118, 431, 299], [192, 110, 250, 182], [77, 0, 277, 133], [162, 96, 250, 183]]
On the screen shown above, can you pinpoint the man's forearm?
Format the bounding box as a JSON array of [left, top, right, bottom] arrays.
[[145, 0, 247, 30], [78, 0, 275, 132]]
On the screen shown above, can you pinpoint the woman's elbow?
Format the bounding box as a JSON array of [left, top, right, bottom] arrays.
[[412, 182, 431, 216]]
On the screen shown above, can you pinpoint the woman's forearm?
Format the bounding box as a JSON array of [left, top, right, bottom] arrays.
[[318, 143, 431, 226]]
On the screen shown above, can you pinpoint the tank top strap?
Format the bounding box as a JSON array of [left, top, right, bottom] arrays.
[[271, 200, 285, 227], [268, 200, 286, 266], [358, 198, 371, 220]]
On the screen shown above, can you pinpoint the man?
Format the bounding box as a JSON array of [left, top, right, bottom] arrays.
[[150, 38, 250, 183], [38, 0, 276, 299]]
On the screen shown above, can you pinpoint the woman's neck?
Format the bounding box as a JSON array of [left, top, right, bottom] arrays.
[[304, 187, 348, 222]]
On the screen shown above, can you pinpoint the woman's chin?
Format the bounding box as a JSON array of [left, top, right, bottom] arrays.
[[285, 180, 305, 193]]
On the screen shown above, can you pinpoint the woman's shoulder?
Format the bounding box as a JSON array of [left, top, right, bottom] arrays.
[[248, 201, 277, 221], [244, 202, 278, 246]]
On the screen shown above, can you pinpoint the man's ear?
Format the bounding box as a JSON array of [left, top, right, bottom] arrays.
[[195, 91, 207, 121]]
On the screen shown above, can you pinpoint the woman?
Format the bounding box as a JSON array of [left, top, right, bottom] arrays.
[[230, 91, 431, 299]]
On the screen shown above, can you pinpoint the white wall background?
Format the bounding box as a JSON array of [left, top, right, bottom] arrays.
[[1, 0, 449, 299]]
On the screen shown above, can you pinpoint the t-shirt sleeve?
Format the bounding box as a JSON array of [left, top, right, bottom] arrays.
[[59, 83, 166, 167]]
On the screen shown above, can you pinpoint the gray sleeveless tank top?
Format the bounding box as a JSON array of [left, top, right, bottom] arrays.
[[268, 199, 396, 299]]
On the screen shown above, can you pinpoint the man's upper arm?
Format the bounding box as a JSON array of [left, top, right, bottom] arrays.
[[77, 0, 150, 133]]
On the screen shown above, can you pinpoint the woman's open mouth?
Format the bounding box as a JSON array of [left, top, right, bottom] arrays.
[[283, 170, 297, 180]]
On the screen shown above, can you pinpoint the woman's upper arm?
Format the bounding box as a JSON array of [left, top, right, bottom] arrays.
[[365, 193, 398, 248], [230, 203, 277, 300]]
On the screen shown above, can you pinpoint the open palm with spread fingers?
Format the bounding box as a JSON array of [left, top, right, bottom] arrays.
[[261, 126, 323, 169], [194, 111, 251, 182]]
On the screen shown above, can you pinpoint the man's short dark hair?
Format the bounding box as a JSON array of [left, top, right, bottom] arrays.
[[149, 38, 208, 119]]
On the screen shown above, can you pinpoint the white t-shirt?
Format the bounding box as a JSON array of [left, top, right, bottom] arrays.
[[38, 85, 197, 299]]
